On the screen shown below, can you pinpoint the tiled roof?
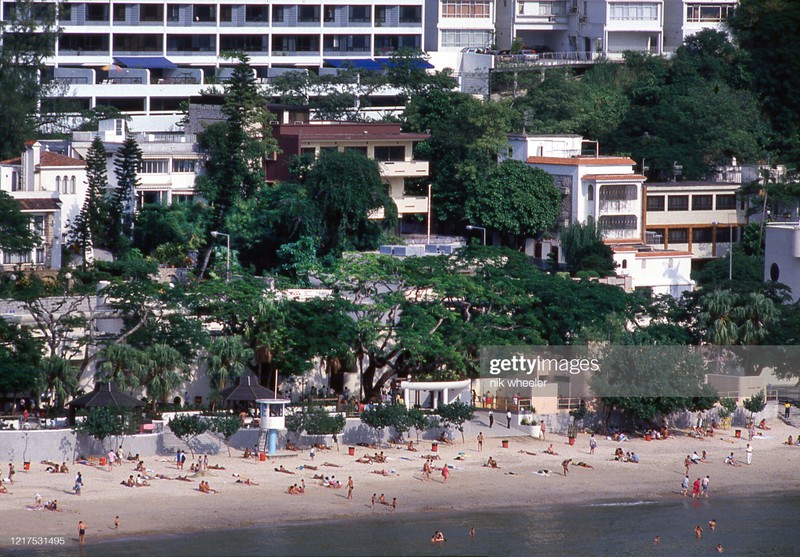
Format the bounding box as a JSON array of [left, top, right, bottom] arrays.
[[527, 156, 637, 166], [0, 157, 21, 165], [17, 198, 61, 211], [582, 174, 645, 180], [39, 151, 85, 167], [635, 251, 693, 258]]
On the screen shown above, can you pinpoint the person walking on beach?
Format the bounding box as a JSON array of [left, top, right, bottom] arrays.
[[391, 497, 397, 512], [561, 459, 572, 476], [506, 410, 512, 429], [684, 455, 692, 475], [701, 475, 710, 498], [589, 434, 597, 455], [785, 401, 791, 419], [371, 493, 376, 508], [8, 462, 14, 484], [477, 432, 484, 452], [310, 447, 316, 461], [78, 521, 86, 544], [180, 450, 186, 470], [681, 475, 689, 496], [691, 477, 701, 499], [347, 476, 354, 500], [115, 516, 120, 529], [745, 444, 753, 465], [74, 472, 83, 496], [441, 464, 449, 483], [488, 411, 493, 428]]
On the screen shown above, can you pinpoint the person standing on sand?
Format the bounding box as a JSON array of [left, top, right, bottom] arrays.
[[371, 493, 376, 508], [477, 432, 484, 452], [8, 463, 14, 484], [347, 476, 354, 500], [115, 516, 120, 529], [541, 422, 546, 441], [310, 447, 316, 461], [589, 434, 597, 455], [561, 459, 572, 476], [391, 497, 397, 512], [785, 401, 791, 419], [684, 455, 692, 475], [691, 477, 701, 499], [441, 464, 449, 483], [78, 521, 86, 544], [488, 411, 493, 428], [681, 475, 689, 496], [745, 444, 753, 465], [701, 475, 710, 498], [506, 411, 512, 429]]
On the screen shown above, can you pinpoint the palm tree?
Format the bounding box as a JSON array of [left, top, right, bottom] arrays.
[[40, 356, 80, 409], [699, 289, 738, 345], [732, 292, 776, 345], [142, 344, 188, 413], [205, 335, 252, 411], [96, 344, 147, 390]]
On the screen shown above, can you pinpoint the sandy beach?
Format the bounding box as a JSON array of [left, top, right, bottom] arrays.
[[2, 421, 799, 548]]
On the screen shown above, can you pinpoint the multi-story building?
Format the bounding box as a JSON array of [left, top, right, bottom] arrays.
[[0, 142, 88, 271], [764, 222, 800, 302], [266, 121, 430, 232], [663, 0, 736, 53], [643, 181, 746, 262]]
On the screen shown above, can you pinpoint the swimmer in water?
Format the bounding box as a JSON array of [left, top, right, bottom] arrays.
[[716, 544, 724, 553], [653, 536, 660, 544], [470, 527, 475, 537], [709, 519, 716, 531], [431, 531, 446, 543], [694, 525, 703, 539]]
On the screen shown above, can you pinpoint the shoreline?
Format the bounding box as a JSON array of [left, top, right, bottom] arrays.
[[2, 420, 799, 552]]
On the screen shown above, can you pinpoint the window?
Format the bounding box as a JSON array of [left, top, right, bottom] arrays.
[[716, 194, 736, 210], [167, 4, 181, 22], [85, 4, 109, 21], [172, 159, 196, 173], [113, 4, 128, 22], [686, 3, 734, 23], [598, 215, 637, 230], [692, 195, 712, 210], [300, 147, 316, 158], [298, 5, 320, 22], [70, 176, 76, 194], [667, 195, 689, 211], [770, 262, 780, 282], [621, 259, 627, 269], [668, 228, 689, 244], [33, 215, 45, 236], [399, 5, 421, 23], [587, 184, 594, 202], [349, 6, 369, 22], [441, 29, 493, 47], [324, 6, 336, 22], [35, 248, 45, 265], [59, 3, 73, 21], [374, 6, 386, 23], [3, 251, 31, 264], [646, 195, 664, 211], [374, 146, 405, 161], [716, 226, 732, 243], [441, 0, 491, 18], [272, 6, 285, 22], [220, 5, 232, 21], [139, 4, 163, 22], [320, 146, 338, 156], [11, 171, 20, 191], [609, 2, 658, 20], [692, 228, 712, 243], [141, 159, 169, 174], [193, 5, 215, 21], [345, 146, 368, 156], [55, 176, 61, 192], [247, 5, 268, 21]]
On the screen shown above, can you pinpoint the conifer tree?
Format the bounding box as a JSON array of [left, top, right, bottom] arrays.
[[110, 134, 143, 253], [68, 136, 108, 266]]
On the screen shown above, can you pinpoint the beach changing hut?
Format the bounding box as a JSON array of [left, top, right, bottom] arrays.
[[399, 379, 471, 410]]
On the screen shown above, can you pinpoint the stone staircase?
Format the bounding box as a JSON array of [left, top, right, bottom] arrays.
[[779, 413, 800, 429]]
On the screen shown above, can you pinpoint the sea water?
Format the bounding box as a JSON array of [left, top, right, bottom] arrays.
[[6, 494, 798, 557]]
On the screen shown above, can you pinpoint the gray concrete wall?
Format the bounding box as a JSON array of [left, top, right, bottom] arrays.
[[0, 429, 162, 464]]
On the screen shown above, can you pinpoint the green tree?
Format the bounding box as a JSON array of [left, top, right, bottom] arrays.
[[96, 344, 147, 390], [743, 392, 766, 420], [560, 219, 616, 276], [464, 159, 560, 245], [205, 335, 251, 410], [168, 414, 210, 458], [133, 202, 207, 265], [0, 318, 43, 397], [74, 407, 128, 451], [360, 405, 393, 443], [69, 136, 109, 266], [109, 135, 143, 252], [0, 191, 38, 255], [0, 0, 59, 159], [304, 149, 397, 255], [210, 414, 242, 456], [142, 344, 189, 413], [436, 401, 474, 443], [40, 355, 80, 409]]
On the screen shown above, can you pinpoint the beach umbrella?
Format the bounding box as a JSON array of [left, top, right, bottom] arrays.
[[68, 382, 143, 409], [101, 63, 122, 71]]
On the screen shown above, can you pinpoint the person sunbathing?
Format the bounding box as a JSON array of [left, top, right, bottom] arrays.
[[518, 450, 537, 456], [60, 462, 69, 473], [236, 478, 259, 486], [356, 455, 373, 464], [243, 448, 252, 459], [371, 469, 398, 476], [485, 457, 499, 468], [378, 493, 387, 504], [208, 464, 225, 470], [422, 454, 440, 461], [407, 441, 418, 452], [274, 465, 295, 475], [544, 444, 559, 455], [121, 475, 135, 487], [785, 436, 794, 445], [199, 481, 219, 493], [574, 462, 594, 469], [134, 461, 146, 472], [285, 441, 299, 451], [0, 483, 8, 493], [176, 475, 191, 482], [45, 500, 58, 511], [322, 462, 341, 467], [438, 433, 454, 445], [287, 484, 299, 494], [758, 419, 770, 430]]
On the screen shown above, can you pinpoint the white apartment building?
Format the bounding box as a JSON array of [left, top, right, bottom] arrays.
[[764, 223, 800, 303], [0, 142, 88, 271], [663, 0, 735, 52]]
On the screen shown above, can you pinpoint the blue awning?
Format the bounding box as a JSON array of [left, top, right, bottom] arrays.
[[375, 57, 434, 70], [114, 56, 177, 69], [324, 58, 384, 71]]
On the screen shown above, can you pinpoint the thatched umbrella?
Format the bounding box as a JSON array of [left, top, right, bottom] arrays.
[[67, 382, 143, 425], [218, 370, 276, 404]]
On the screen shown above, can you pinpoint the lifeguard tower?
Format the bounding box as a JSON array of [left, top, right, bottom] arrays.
[[256, 398, 291, 455]]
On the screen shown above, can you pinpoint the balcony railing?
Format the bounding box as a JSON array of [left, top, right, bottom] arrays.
[[394, 196, 428, 214], [378, 160, 429, 177]]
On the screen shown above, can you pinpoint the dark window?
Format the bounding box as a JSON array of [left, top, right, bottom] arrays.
[[320, 146, 338, 156], [272, 5, 285, 22], [374, 146, 405, 161], [140, 4, 163, 21], [716, 194, 737, 210], [716, 226, 732, 243], [692, 195, 713, 210], [298, 5, 319, 22], [598, 215, 638, 230], [668, 228, 689, 243], [193, 4, 215, 21], [587, 184, 594, 202], [667, 195, 689, 211], [374, 5, 387, 22], [247, 5, 268, 21], [86, 4, 109, 21], [220, 5, 232, 21], [300, 147, 316, 157], [646, 195, 664, 211], [345, 146, 368, 155], [349, 6, 369, 22], [114, 33, 162, 51], [113, 4, 128, 22], [324, 6, 335, 22], [399, 5, 421, 22], [770, 263, 780, 282], [692, 228, 713, 243], [59, 3, 73, 20], [167, 4, 180, 22]]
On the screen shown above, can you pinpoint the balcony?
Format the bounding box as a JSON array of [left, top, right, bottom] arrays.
[[378, 160, 429, 177], [394, 196, 428, 214]]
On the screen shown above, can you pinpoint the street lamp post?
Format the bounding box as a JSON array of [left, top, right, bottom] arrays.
[[210, 231, 230, 281], [465, 225, 487, 246]]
